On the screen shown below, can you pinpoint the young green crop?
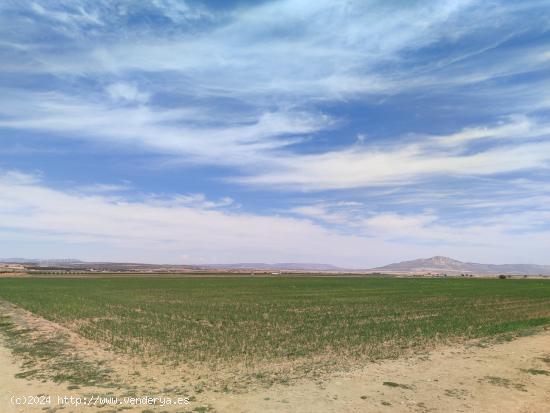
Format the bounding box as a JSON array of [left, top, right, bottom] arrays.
[[0, 277, 549, 367]]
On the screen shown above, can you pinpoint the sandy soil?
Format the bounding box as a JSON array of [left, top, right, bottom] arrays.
[[209, 331, 550, 413], [0, 341, 86, 413], [0, 301, 549, 412], [0, 333, 196, 413]]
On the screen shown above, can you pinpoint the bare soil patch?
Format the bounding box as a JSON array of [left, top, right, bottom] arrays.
[[207, 329, 550, 412]]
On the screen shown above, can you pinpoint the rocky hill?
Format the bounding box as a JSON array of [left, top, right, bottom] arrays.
[[373, 256, 550, 275]]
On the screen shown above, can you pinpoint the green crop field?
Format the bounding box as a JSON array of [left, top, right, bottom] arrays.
[[0, 277, 549, 369]]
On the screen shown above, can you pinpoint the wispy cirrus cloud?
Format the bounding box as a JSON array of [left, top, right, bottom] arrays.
[[238, 115, 550, 190], [106, 83, 150, 104], [0, 0, 520, 99], [3, 0, 548, 103], [0, 88, 331, 164], [2, 1, 550, 264]]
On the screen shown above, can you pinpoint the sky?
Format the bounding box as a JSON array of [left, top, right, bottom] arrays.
[[1, 0, 550, 267]]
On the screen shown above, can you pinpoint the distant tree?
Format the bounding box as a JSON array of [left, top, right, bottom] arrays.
[[498, 274, 507, 279]]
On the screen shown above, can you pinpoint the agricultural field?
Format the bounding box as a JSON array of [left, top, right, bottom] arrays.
[[0, 277, 549, 369], [1, 276, 550, 412]]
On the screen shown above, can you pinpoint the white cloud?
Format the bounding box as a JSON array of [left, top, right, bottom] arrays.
[[3, 1, 548, 108], [290, 204, 350, 225], [1, 87, 549, 193], [77, 183, 131, 194], [0, 90, 329, 165], [2, 170, 550, 265], [13, 0, 482, 100], [363, 213, 438, 234], [150, 0, 212, 22], [1, 1, 548, 184], [2, 1, 550, 266], [151, 193, 235, 209], [8, 0, 546, 109], [2, 87, 549, 192], [106, 83, 150, 104], [239, 117, 550, 190], [0, 170, 410, 266], [30, 2, 103, 26], [434, 115, 550, 147]]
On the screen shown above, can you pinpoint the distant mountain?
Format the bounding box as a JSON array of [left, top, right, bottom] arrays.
[[373, 256, 550, 275], [4, 256, 549, 275], [201, 263, 347, 271], [0, 259, 345, 272], [0, 258, 83, 265]]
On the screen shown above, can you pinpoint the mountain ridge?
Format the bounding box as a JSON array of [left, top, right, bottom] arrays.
[[200, 263, 346, 271], [2, 256, 550, 275], [373, 256, 550, 275]]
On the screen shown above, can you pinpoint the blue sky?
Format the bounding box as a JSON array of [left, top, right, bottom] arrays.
[[1, 0, 550, 266]]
